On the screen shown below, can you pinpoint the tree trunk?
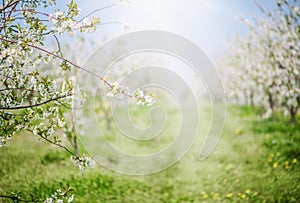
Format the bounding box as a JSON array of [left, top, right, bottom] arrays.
[[103, 108, 111, 131], [268, 94, 274, 118], [260, 105, 265, 117], [290, 107, 297, 124], [106, 116, 111, 131], [250, 90, 254, 107], [73, 135, 79, 156]]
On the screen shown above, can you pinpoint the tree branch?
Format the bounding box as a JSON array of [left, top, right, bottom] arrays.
[[0, 93, 72, 110], [27, 129, 77, 158], [0, 36, 113, 88], [53, 34, 63, 57], [0, 194, 43, 203], [0, 0, 20, 12], [78, 3, 116, 22]]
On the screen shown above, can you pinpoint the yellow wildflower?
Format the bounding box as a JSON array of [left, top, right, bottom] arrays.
[[273, 162, 278, 168], [202, 194, 208, 199], [213, 192, 220, 200], [235, 127, 243, 135]]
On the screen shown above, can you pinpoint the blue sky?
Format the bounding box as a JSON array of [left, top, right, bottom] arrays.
[[59, 0, 278, 61]]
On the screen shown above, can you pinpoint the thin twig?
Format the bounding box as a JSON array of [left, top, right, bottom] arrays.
[[78, 4, 116, 22], [27, 129, 77, 158], [56, 100, 72, 109], [0, 0, 20, 12], [53, 34, 63, 57], [1, 9, 52, 18], [0, 73, 15, 80], [99, 21, 123, 26]]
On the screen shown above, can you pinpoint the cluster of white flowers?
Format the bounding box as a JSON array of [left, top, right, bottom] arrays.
[[0, 46, 75, 143], [71, 154, 96, 170], [71, 85, 86, 108], [119, 0, 132, 7], [0, 136, 7, 146], [47, 0, 56, 5], [106, 82, 129, 98], [44, 189, 74, 203], [49, 10, 100, 35], [134, 90, 156, 106], [105, 82, 156, 106]]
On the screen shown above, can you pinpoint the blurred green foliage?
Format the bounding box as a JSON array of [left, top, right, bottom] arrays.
[[0, 106, 299, 202]]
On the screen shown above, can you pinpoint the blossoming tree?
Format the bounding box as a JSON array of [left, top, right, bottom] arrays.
[[221, 0, 300, 123], [0, 0, 155, 201]]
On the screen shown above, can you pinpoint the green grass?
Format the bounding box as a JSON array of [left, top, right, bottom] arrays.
[[1, 105, 300, 202]]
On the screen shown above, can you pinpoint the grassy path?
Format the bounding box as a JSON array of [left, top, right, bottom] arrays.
[[0, 106, 299, 202]]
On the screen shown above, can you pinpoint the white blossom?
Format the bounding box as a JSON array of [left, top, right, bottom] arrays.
[[44, 188, 74, 203], [44, 197, 53, 203], [106, 82, 127, 98], [67, 194, 74, 203], [135, 90, 156, 106], [119, 0, 132, 6], [122, 23, 131, 32], [71, 154, 96, 170]]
